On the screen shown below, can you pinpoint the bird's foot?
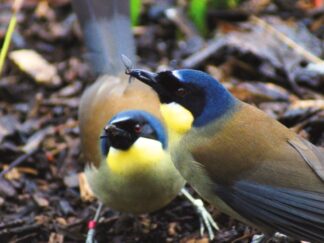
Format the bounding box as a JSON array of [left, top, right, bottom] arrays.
[[251, 232, 289, 243], [181, 188, 219, 240], [251, 234, 267, 243], [272, 232, 292, 243]]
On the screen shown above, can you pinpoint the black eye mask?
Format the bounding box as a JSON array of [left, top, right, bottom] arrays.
[[100, 111, 166, 156]]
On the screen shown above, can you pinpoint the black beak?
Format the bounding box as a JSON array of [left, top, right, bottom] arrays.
[[127, 69, 172, 103], [106, 125, 128, 138], [103, 124, 136, 150], [128, 69, 158, 86]]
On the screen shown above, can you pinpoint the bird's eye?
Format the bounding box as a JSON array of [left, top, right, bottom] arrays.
[[134, 124, 142, 133], [175, 87, 188, 97]]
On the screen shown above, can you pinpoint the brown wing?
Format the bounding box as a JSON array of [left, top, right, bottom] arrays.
[[288, 137, 324, 181], [79, 75, 162, 167]]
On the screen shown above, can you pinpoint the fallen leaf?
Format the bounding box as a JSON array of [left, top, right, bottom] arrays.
[[0, 178, 17, 197], [0, 196, 4, 206], [78, 172, 95, 202], [22, 127, 54, 153], [9, 49, 61, 86], [0, 115, 20, 143]]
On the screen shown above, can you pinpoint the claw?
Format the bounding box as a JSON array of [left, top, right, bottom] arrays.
[[251, 232, 289, 243], [181, 188, 219, 240], [251, 234, 265, 243]]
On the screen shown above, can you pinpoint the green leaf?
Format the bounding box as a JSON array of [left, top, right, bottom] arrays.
[[130, 0, 141, 26], [189, 0, 208, 35]]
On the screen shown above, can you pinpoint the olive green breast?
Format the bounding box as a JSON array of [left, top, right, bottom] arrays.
[[85, 152, 185, 214]]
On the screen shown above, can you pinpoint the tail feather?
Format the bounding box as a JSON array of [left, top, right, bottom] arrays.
[[71, 0, 135, 75]]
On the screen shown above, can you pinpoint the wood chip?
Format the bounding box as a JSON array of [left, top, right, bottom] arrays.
[[48, 232, 64, 243], [3, 166, 21, 180], [168, 222, 178, 236], [17, 167, 38, 175], [34, 215, 50, 225], [55, 217, 67, 226], [33, 194, 49, 207], [0, 196, 4, 206]]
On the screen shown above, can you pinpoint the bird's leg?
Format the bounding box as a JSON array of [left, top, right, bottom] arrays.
[[86, 201, 103, 243], [180, 188, 219, 240]]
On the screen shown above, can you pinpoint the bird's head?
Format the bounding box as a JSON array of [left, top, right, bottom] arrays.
[[128, 69, 236, 129], [100, 110, 167, 174]]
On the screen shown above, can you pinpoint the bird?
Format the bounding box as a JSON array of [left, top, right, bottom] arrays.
[[128, 68, 324, 242], [85, 110, 185, 214], [71, 0, 218, 241]]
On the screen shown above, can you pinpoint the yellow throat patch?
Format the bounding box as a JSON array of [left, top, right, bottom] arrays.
[[107, 137, 165, 175], [160, 103, 194, 144]]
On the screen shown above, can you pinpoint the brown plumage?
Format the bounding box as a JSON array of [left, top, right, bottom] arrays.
[[188, 103, 324, 189], [130, 68, 324, 242], [174, 102, 324, 242]]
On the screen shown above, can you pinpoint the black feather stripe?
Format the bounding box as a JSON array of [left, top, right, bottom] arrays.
[[237, 189, 324, 240], [231, 188, 324, 238], [216, 181, 324, 242], [232, 188, 317, 232], [239, 183, 324, 217], [237, 188, 324, 226], [281, 188, 324, 202]]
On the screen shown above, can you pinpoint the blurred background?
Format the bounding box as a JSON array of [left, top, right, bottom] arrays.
[[0, 0, 323, 242]]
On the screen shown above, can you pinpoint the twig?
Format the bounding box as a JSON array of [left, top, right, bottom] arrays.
[[0, 0, 24, 75], [0, 218, 26, 231], [0, 224, 40, 236], [250, 15, 324, 65], [164, 7, 204, 55], [0, 148, 37, 178], [181, 37, 227, 68]]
